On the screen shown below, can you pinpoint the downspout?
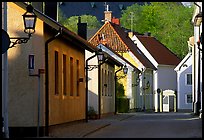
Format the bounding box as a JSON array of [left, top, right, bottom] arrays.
[[114, 67, 123, 114], [45, 27, 62, 136]]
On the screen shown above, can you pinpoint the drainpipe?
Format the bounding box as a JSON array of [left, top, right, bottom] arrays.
[[114, 67, 123, 114], [45, 27, 62, 136]]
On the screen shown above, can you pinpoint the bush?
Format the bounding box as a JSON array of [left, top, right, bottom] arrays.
[[117, 97, 129, 113]]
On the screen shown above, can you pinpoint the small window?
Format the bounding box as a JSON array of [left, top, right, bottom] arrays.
[[186, 73, 192, 85], [186, 94, 192, 104]]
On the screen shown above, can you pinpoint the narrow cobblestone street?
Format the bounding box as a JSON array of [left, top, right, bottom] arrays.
[[48, 112, 202, 138]]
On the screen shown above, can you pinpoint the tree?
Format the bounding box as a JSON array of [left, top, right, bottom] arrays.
[[58, 13, 101, 34], [120, 2, 194, 59]]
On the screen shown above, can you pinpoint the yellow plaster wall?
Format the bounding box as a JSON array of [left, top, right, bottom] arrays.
[[47, 38, 86, 125], [7, 2, 45, 127]]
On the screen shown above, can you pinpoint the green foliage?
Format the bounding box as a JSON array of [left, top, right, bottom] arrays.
[[117, 97, 129, 113], [58, 12, 101, 34], [116, 81, 125, 98], [120, 2, 194, 59]]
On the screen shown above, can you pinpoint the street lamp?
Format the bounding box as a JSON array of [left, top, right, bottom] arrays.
[[9, 4, 37, 49], [85, 49, 105, 122], [194, 12, 202, 27]]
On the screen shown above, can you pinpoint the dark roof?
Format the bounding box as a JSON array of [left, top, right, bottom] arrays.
[[136, 35, 181, 66], [109, 23, 157, 70], [15, 2, 96, 52], [59, 2, 146, 23]]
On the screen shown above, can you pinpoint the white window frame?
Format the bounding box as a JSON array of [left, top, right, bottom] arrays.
[[185, 93, 192, 104], [185, 73, 192, 86]]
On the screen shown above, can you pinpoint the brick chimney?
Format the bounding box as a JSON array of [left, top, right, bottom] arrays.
[[77, 17, 87, 40], [112, 17, 120, 25], [104, 4, 112, 22], [44, 2, 58, 21]]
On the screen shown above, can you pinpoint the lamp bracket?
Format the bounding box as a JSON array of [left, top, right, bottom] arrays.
[[9, 36, 31, 48], [116, 75, 126, 80], [86, 65, 98, 71]]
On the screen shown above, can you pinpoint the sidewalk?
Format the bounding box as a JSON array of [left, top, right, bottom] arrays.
[[47, 114, 133, 138]]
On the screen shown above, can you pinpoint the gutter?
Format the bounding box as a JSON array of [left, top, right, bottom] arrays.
[[44, 27, 62, 136]]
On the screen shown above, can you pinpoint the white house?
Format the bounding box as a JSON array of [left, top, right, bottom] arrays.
[[131, 33, 181, 112], [86, 43, 140, 117], [174, 52, 193, 111]]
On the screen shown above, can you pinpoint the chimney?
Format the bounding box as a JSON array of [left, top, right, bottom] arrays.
[[77, 17, 87, 40], [111, 17, 120, 25], [144, 32, 151, 36], [104, 4, 112, 22], [32, 2, 43, 12], [44, 2, 58, 21]]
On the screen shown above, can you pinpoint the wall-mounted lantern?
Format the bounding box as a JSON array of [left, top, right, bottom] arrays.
[[132, 75, 140, 87], [9, 4, 37, 49], [194, 12, 202, 27]]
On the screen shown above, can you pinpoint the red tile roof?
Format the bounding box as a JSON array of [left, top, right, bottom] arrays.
[[136, 35, 181, 66]]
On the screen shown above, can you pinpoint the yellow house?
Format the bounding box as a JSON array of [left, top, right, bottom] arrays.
[[6, 2, 96, 137]]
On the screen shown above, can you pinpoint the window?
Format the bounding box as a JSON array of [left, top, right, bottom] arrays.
[[186, 94, 192, 104], [63, 54, 67, 96], [102, 68, 104, 96], [55, 51, 59, 95], [70, 57, 74, 96], [76, 60, 80, 96], [186, 73, 192, 85]]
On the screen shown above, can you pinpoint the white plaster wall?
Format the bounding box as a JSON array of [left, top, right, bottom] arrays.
[[157, 65, 177, 91], [85, 50, 99, 113]]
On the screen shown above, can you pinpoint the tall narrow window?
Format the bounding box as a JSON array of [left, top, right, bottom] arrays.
[[55, 51, 59, 95], [105, 70, 107, 96], [110, 72, 113, 96], [76, 60, 80, 96], [70, 57, 74, 96], [102, 68, 104, 96], [63, 54, 67, 96], [108, 71, 110, 96], [186, 73, 192, 85]]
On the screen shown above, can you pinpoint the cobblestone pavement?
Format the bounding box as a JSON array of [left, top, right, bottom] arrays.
[[46, 112, 202, 138]]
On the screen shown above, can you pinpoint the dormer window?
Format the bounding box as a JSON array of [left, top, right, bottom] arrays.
[[119, 4, 124, 10], [90, 2, 95, 8]]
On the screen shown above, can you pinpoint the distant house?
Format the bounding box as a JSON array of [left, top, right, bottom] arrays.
[[6, 2, 96, 137], [174, 52, 192, 111], [88, 8, 157, 112], [86, 43, 140, 116], [131, 34, 181, 112]]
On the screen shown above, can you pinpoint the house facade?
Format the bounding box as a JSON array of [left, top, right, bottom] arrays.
[[131, 33, 181, 112], [88, 9, 157, 111], [5, 2, 96, 137], [174, 53, 193, 111]]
